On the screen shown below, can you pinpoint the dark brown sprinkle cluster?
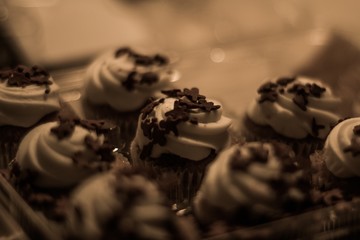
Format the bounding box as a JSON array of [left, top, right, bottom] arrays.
[[50, 116, 116, 170], [343, 124, 360, 156], [0, 65, 52, 95], [257, 76, 326, 112], [51, 115, 116, 140], [139, 88, 220, 160], [72, 135, 115, 171], [230, 143, 307, 201], [97, 172, 179, 240], [115, 47, 169, 66], [114, 47, 170, 91]]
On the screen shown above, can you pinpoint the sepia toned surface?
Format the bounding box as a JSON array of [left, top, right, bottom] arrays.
[[2, 0, 360, 239]]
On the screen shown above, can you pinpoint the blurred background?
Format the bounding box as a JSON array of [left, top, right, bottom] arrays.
[[1, 0, 360, 68], [2, 0, 360, 116]]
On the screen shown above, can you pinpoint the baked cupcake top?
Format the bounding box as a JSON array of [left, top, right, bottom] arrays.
[[0, 65, 61, 127], [132, 88, 232, 161], [84, 47, 179, 112], [247, 76, 342, 139], [324, 117, 360, 178], [66, 169, 196, 240], [12, 116, 119, 189], [194, 142, 308, 225]]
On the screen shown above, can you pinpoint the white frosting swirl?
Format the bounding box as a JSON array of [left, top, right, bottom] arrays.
[[66, 172, 182, 240], [83, 48, 179, 112], [324, 117, 360, 178], [131, 96, 232, 161], [0, 78, 60, 127], [16, 122, 107, 188], [247, 76, 342, 139], [194, 143, 306, 222]]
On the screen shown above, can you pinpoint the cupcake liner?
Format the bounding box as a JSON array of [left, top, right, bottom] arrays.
[[131, 142, 213, 209], [0, 126, 29, 169], [81, 98, 139, 153], [240, 116, 324, 158]]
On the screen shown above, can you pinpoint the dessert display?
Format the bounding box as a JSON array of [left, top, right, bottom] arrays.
[[81, 47, 180, 143], [65, 168, 199, 240], [3, 33, 360, 239], [244, 75, 343, 156], [9, 115, 130, 221], [0, 65, 62, 168], [130, 87, 232, 205], [193, 142, 310, 226]]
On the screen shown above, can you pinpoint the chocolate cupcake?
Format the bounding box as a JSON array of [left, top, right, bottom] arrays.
[[311, 117, 360, 204], [81, 47, 180, 144], [242, 75, 343, 157], [193, 142, 310, 227], [130, 88, 232, 207], [0, 65, 61, 168], [9, 116, 130, 222], [65, 168, 199, 240]]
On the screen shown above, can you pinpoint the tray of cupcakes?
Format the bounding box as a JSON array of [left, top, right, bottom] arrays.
[[2, 34, 360, 240]]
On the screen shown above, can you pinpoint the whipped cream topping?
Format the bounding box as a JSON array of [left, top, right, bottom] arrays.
[[324, 117, 360, 178], [247, 76, 342, 139], [131, 88, 232, 161], [66, 171, 184, 240], [15, 120, 115, 188], [0, 65, 61, 127], [194, 142, 307, 222], [83, 47, 179, 112]]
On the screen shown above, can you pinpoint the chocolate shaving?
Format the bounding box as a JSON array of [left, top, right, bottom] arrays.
[[72, 135, 115, 171], [140, 72, 158, 85], [276, 76, 296, 86], [293, 94, 308, 111], [50, 120, 76, 140], [344, 125, 360, 156], [309, 83, 326, 97], [258, 91, 278, 103], [353, 124, 360, 136], [0, 65, 53, 95], [139, 88, 220, 160]]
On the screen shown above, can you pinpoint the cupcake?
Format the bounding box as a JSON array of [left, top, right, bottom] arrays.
[[193, 142, 310, 226], [311, 117, 360, 204], [243, 75, 343, 157], [10, 116, 130, 221], [81, 47, 180, 144], [130, 87, 232, 206], [0, 65, 61, 168], [65, 168, 199, 240]]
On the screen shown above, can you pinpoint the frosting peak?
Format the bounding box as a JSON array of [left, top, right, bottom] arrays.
[[84, 47, 179, 112], [247, 76, 342, 139], [131, 88, 232, 161], [0, 65, 61, 127], [324, 117, 360, 178], [14, 119, 117, 188]]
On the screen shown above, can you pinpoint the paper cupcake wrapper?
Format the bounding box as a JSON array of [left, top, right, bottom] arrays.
[[131, 143, 209, 209]]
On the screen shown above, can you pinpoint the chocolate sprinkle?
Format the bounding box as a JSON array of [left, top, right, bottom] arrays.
[[0, 65, 53, 95], [139, 88, 220, 160], [113, 47, 171, 90], [344, 125, 360, 156], [257, 77, 327, 112]]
